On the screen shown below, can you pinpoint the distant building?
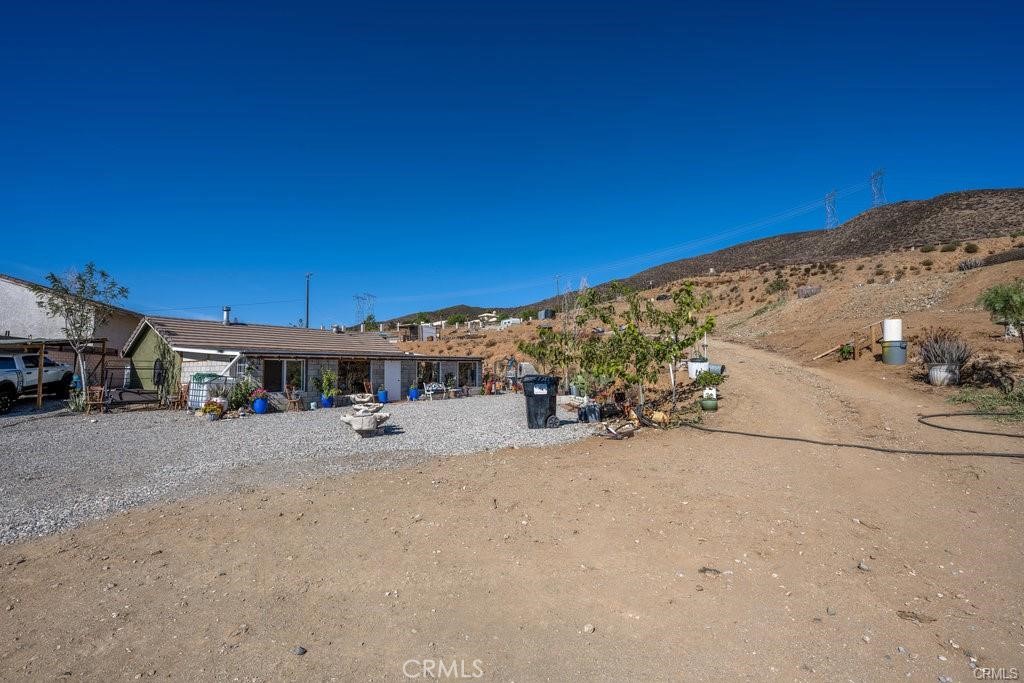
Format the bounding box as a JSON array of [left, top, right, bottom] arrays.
[[537, 309, 556, 320], [499, 317, 522, 330]]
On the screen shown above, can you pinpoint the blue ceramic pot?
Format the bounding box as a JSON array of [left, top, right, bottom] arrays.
[[408, 388, 419, 401], [320, 395, 334, 408], [252, 397, 268, 414], [377, 389, 388, 404]]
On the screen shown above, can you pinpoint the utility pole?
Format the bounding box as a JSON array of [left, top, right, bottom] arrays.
[[305, 273, 313, 328]]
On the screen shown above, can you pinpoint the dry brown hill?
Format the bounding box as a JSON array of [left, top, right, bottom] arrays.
[[391, 189, 1024, 322]]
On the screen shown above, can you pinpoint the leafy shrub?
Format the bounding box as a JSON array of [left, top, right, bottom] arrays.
[[978, 279, 1024, 352], [694, 370, 724, 389], [766, 278, 788, 294], [920, 259, 933, 267], [920, 244, 936, 253], [918, 329, 973, 368], [940, 243, 957, 252], [964, 242, 980, 254], [228, 376, 259, 409], [838, 343, 854, 361], [65, 389, 87, 412]]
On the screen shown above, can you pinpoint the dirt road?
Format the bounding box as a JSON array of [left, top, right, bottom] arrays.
[[1, 342, 1022, 681]]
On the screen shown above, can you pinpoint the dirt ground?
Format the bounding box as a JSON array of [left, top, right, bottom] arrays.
[[1, 341, 1022, 680]]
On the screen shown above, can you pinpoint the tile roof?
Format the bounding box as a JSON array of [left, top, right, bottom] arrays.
[[124, 316, 481, 361]]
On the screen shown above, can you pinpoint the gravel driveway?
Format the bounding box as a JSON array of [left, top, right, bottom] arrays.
[[0, 394, 588, 544]]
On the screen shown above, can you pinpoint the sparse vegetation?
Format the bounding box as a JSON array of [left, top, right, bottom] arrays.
[[958, 258, 983, 271], [940, 243, 957, 252], [920, 244, 936, 253], [964, 242, 980, 254], [766, 277, 788, 295], [921, 259, 933, 267], [950, 387, 1024, 422]]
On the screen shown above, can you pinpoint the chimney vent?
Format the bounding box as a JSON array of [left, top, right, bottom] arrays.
[[222, 306, 231, 325]]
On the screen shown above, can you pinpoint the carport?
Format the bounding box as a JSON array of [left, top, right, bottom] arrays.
[[0, 336, 107, 409]]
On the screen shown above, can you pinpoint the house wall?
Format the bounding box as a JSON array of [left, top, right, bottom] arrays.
[[401, 360, 417, 398], [370, 359, 384, 392], [0, 278, 141, 350], [0, 278, 68, 339], [179, 352, 234, 385], [125, 325, 181, 392]]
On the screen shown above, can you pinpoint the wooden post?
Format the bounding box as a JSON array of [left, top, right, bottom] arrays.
[[36, 343, 45, 409], [100, 339, 106, 387]]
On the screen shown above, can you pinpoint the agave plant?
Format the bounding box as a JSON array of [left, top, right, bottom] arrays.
[[918, 328, 973, 368], [957, 258, 983, 271]]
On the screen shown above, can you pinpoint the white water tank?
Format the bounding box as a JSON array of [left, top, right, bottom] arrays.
[[687, 358, 710, 379], [882, 318, 903, 342]]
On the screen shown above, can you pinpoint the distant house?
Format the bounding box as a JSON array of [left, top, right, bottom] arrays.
[[478, 311, 500, 327], [537, 309, 556, 320], [121, 314, 482, 403], [0, 273, 143, 351], [499, 317, 522, 330]]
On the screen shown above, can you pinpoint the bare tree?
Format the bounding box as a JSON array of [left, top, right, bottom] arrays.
[[28, 263, 129, 386]]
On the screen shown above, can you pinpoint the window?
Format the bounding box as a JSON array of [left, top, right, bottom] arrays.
[[262, 359, 305, 393], [0, 356, 14, 371], [21, 355, 38, 369], [43, 357, 60, 367], [458, 362, 477, 387], [338, 360, 370, 393], [417, 361, 440, 388]]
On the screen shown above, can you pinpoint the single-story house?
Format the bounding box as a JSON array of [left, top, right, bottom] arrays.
[[122, 315, 483, 404]]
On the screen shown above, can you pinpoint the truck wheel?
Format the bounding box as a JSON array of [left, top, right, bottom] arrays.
[[55, 374, 73, 399], [0, 387, 14, 415]]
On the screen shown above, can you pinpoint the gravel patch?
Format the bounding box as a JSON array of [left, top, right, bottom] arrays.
[[0, 394, 589, 544]]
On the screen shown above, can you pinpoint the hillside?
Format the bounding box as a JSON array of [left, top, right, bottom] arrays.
[[390, 188, 1024, 321]]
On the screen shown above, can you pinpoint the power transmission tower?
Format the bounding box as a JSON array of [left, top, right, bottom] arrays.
[[824, 190, 838, 229], [870, 168, 887, 207], [353, 292, 376, 323]]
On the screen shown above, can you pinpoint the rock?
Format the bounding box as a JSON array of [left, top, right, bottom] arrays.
[[582, 623, 596, 634], [863, 635, 871, 643], [826, 606, 837, 616], [857, 560, 871, 572], [292, 646, 307, 656], [897, 646, 908, 655]]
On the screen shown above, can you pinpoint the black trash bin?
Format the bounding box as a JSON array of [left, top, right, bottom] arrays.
[[521, 375, 560, 429]]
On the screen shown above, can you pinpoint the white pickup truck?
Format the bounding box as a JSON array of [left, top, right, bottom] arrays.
[[0, 353, 75, 413]]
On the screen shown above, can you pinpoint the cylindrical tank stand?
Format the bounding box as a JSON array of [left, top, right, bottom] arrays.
[[881, 340, 907, 365]]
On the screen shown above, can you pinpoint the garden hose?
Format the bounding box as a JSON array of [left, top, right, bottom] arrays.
[[674, 413, 1024, 459]]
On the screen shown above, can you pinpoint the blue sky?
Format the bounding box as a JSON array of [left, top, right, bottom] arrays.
[[2, 1, 1022, 325]]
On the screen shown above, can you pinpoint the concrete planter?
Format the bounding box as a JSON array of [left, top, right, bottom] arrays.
[[928, 363, 960, 386]]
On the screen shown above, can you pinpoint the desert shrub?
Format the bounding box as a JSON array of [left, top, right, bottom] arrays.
[[940, 243, 957, 252], [228, 376, 259, 409], [484, 339, 497, 347], [766, 278, 788, 294], [958, 258, 983, 271], [918, 329, 973, 368], [796, 285, 822, 299], [920, 244, 936, 253], [855, 264, 865, 270], [838, 343, 854, 361], [978, 279, 1024, 352], [964, 242, 980, 254], [921, 259, 933, 267]]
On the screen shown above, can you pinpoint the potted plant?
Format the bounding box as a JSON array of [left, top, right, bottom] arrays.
[[377, 384, 389, 404], [201, 400, 224, 421], [919, 328, 973, 386], [408, 384, 420, 401], [694, 370, 724, 411], [316, 370, 339, 408], [250, 387, 270, 414]]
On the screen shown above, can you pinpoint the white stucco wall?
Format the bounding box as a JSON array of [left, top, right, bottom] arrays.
[[0, 277, 141, 351]]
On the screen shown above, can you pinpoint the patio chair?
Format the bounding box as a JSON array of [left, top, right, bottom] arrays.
[[166, 382, 189, 410], [285, 385, 304, 412], [423, 382, 446, 400], [85, 385, 106, 414]]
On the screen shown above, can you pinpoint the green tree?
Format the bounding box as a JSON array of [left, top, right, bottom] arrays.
[[978, 279, 1024, 352], [446, 313, 467, 326], [518, 309, 538, 320], [517, 326, 574, 375], [29, 262, 129, 385], [362, 313, 377, 329], [647, 283, 716, 410]]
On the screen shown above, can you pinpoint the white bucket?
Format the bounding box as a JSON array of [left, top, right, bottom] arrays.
[[687, 359, 710, 379], [882, 318, 902, 342]]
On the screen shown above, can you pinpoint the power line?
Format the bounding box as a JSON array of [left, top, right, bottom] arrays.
[[141, 298, 305, 313]]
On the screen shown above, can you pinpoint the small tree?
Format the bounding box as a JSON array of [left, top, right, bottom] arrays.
[[647, 283, 716, 410], [29, 263, 129, 385], [446, 313, 467, 326], [979, 279, 1024, 352]]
